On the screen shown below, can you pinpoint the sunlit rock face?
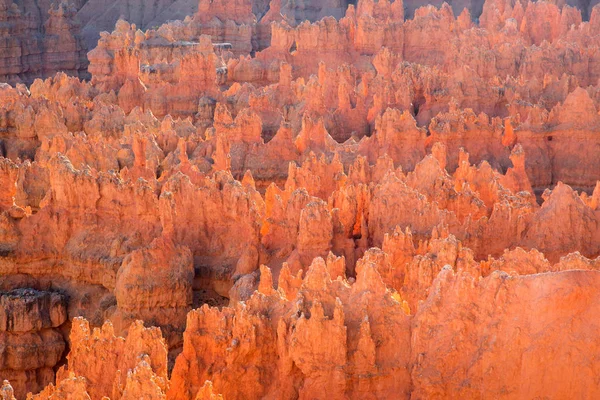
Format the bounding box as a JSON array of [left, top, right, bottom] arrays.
[[3, 0, 600, 398]]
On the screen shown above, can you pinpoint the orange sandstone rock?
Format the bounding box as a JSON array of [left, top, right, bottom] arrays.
[[3, 0, 600, 398]]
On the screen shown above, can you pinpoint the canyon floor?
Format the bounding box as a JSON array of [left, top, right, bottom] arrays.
[[2, 0, 600, 398]]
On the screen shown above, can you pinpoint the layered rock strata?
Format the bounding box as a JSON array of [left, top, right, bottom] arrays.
[[0, 289, 67, 399], [0, 0, 88, 84]]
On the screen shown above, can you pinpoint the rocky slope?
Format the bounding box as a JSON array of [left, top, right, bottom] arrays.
[[2, 0, 600, 398]]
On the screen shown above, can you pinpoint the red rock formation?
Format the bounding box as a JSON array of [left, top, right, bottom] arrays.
[[3, 0, 600, 398], [24, 317, 168, 400], [169, 256, 411, 400], [412, 268, 600, 399], [112, 235, 194, 355]]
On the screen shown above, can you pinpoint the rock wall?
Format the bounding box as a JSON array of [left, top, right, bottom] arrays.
[[0, 0, 88, 84], [0, 289, 67, 399]]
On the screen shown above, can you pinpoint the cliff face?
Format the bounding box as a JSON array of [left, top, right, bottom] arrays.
[[0, 289, 67, 399], [2, 0, 600, 398], [412, 268, 600, 399], [0, 0, 88, 84]]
